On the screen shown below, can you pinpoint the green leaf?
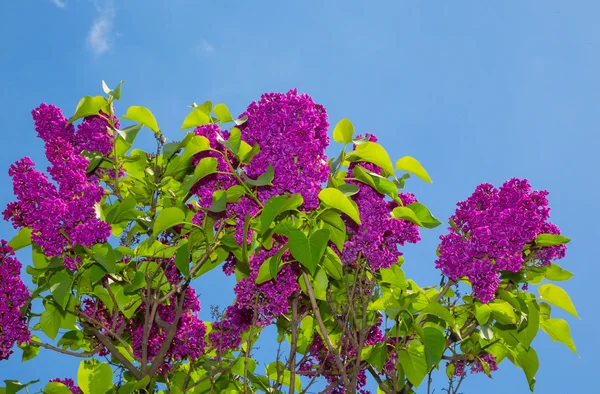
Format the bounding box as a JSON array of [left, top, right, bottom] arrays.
[[8, 228, 32, 251], [92, 243, 116, 273], [540, 318, 577, 354], [318, 188, 361, 224], [123, 106, 160, 133], [288, 229, 330, 275], [521, 300, 540, 347], [323, 248, 343, 280], [538, 284, 579, 319], [515, 344, 539, 392], [379, 265, 407, 291], [20, 336, 40, 362], [534, 233, 571, 247], [50, 271, 71, 310], [154, 207, 185, 235], [207, 190, 227, 212], [391, 206, 423, 227], [398, 341, 428, 388], [40, 303, 62, 340], [332, 118, 354, 144], [68, 96, 109, 124], [256, 259, 274, 284], [260, 194, 304, 234], [406, 203, 442, 228], [242, 165, 274, 186], [352, 165, 399, 200], [194, 157, 218, 183], [4, 380, 39, 394], [226, 185, 247, 202], [313, 268, 329, 300], [421, 302, 455, 327], [489, 299, 516, 324], [475, 303, 492, 325], [181, 108, 211, 130], [214, 103, 234, 124], [175, 241, 190, 279], [43, 382, 73, 394], [422, 327, 445, 367], [545, 263, 574, 281], [78, 359, 114, 394], [337, 182, 360, 197], [346, 142, 395, 176], [395, 156, 432, 183]]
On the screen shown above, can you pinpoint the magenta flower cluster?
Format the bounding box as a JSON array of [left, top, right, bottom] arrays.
[[451, 353, 498, 376], [0, 241, 30, 360], [3, 104, 112, 270], [49, 378, 83, 394], [436, 178, 567, 303], [341, 134, 421, 271]]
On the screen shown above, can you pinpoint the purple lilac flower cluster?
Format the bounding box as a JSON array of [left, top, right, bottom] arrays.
[[341, 134, 421, 271], [3, 104, 113, 270], [451, 353, 498, 376], [436, 178, 567, 303], [210, 243, 300, 353], [49, 378, 84, 394], [239, 89, 330, 209], [0, 241, 31, 360]]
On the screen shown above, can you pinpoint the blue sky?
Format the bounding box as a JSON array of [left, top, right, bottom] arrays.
[[0, 0, 598, 392]]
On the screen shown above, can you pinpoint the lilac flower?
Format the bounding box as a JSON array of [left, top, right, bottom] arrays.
[[0, 241, 30, 360], [4, 104, 111, 270], [436, 178, 566, 303], [238, 89, 330, 209]]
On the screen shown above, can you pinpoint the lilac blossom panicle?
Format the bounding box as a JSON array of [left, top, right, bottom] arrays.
[[49, 378, 84, 394], [0, 241, 31, 360], [450, 353, 498, 377], [436, 178, 567, 303], [341, 134, 421, 271], [209, 90, 330, 352], [3, 104, 112, 270]]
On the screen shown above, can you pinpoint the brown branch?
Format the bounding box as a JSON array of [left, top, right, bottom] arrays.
[[30, 339, 100, 358]]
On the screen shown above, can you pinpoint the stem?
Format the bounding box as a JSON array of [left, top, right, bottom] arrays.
[[301, 271, 350, 388], [30, 340, 100, 358]]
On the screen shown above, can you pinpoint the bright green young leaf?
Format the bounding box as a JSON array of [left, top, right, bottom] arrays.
[[540, 318, 577, 354], [346, 142, 395, 176], [175, 241, 190, 278], [351, 165, 399, 200], [521, 300, 540, 347], [406, 202, 442, 228], [260, 194, 304, 234], [538, 284, 579, 319], [4, 380, 40, 394], [8, 227, 31, 251], [194, 157, 218, 183], [181, 108, 211, 130], [43, 382, 73, 394], [123, 106, 160, 133], [475, 303, 492, 325], [489, 299, 516, 324], [332, 118, 354, 144], [395, 156, 432, 183], [379, 264, 407, 290], [40, 303, 62, 340], [515, 344, 539, 392], [20, 336, 40, 362], [534, 233, 571, 247], [153, 207, 185, 235], [92, 243, 116, 273], [78, 359, 114, 394], [323, 247, 343, 280], [421, 302, 455, 327], [50, 271, 72, 310], [207, 190, 227, 212], [214, 103, 234, 124], [422, 327, 445, 367], [288, 229, 330, 275], [242, 165, 274, 186], [545, 263, 574, 281], [256, 259, 273, 284], [68, 96, 109, 124], [313, 268, 329, 300], [392, 206, 423, 227], [398, 341, 428, 388], [337, 182, 360, 197], [319, 210, 347, 252], [318, 188, 361, 224]]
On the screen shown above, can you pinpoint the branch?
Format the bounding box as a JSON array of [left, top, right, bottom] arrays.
[[30, 340, 100, 358]]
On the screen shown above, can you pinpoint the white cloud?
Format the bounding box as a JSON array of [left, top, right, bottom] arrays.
[[200, 39, 215, 53], [86, 2, 115, 55], [50, 0, 67, 8]]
